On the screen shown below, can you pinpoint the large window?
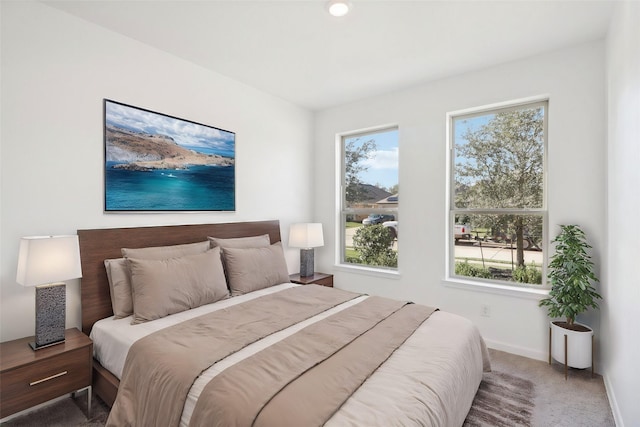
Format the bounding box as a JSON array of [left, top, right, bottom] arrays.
[[339, 127, 399, 271], [449, 100, 547, 286]]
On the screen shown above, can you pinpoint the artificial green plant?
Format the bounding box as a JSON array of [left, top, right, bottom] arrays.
[[539, 224, 602, 325]]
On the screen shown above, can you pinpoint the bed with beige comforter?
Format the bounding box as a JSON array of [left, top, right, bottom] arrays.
[[99, 284, 490, 427]]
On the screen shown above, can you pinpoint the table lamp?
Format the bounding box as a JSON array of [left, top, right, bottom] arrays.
[[16, 235, 82, 350], [289, 223, 324, 277]]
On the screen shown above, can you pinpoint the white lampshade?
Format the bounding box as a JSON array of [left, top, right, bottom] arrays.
[[16, 235, 82, 286], [289, 223, 324, 249]]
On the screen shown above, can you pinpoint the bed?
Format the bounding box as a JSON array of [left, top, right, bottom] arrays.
[[78, 220, 490, 427]]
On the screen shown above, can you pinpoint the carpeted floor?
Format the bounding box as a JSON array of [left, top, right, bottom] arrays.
[[482, 348, 616, 427], [1, 348, 615, 426]]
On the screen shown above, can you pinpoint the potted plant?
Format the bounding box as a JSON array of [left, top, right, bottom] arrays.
[[539, 224, 602, 369]]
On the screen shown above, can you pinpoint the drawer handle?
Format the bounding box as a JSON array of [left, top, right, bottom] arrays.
[[30, 371, 68, 386]]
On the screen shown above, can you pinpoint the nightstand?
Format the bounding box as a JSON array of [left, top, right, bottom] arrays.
[[289, 272, 334, 287], [0, 328, 93, 419]]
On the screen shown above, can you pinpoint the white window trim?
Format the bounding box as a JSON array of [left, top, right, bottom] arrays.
[[333, 262, 402, 279], [336, 124, 400, 273], [445, 96, 550, 289], [441, 277, 549, 300]]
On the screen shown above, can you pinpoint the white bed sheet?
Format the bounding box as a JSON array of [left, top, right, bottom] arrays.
[[92, 284, 489, 427]]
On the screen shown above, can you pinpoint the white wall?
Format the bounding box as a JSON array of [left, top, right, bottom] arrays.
[[0, 1, 314, 342], [603, 2, 640, 425], [314, 42, 606, 362]]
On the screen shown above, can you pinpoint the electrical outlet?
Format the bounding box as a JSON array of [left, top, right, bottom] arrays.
[[481, 304, 491, 317]]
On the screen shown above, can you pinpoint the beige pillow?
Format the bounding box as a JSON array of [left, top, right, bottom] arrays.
[[208, 234, 272, 286], [128, 248, 229, 324], [207, 234, 271, 249], [103, 241, 211, 319], [104, 258, 134, 319], [121, 240, 210, 259], [223, 242, 290, 296]]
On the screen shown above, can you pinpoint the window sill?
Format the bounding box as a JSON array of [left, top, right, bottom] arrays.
[[442, 277, 549, 300], [333, 263, 401, 280]]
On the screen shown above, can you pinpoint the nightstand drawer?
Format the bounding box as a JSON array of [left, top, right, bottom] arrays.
[[0, 345, 91, 417]]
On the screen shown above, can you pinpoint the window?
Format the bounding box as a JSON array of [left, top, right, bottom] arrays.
[[448, 100, 547, 286], [339, 127, 399, 271]]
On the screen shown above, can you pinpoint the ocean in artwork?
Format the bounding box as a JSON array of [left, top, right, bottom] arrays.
[[105, 163, 235, 211], [103, 99, 236, 211]]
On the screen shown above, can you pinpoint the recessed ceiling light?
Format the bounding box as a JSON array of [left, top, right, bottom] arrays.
[[327, 0, 351, 17]]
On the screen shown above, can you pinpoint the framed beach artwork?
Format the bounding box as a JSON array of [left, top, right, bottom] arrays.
[[103, 99, 235, 211]]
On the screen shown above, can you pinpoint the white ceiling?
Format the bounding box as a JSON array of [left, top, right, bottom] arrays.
[[42, 0, 615, 111]]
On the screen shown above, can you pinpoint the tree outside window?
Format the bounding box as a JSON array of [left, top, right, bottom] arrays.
[[450, 101, 547, 285]]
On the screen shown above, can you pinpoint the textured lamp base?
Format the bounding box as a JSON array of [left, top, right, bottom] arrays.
[[300, 248, 315, 277], [31, 283, 66, 350]]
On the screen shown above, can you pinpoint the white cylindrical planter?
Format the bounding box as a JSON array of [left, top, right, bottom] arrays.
[[550, 321, 593, 369]]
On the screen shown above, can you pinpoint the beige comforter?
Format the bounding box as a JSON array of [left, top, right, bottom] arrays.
[[107, 285, 490, 427], [106, 285, 361, 427], [189, 297, 436, 427]]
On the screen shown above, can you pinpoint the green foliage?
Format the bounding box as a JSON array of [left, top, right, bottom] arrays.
[[513, 262, 542, 284], [345, 138, 377, 204], [455, 107, 545, 267], [455, 261, 492, 279], [539, 225, 602, 325], [456, 108, 544, 210], [352, 225, 397, 268]]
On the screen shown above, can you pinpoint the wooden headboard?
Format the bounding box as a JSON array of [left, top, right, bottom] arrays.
[[77, 220, 282, 335]]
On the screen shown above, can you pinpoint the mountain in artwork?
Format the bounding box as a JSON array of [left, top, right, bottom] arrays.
[[105, 125, 234, 171]]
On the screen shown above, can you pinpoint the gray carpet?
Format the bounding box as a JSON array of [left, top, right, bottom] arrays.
[[487, 349, 615, 427], [0, 391, 108, 427], [1, 349, 615, 426], [467, 348, 615, 427]]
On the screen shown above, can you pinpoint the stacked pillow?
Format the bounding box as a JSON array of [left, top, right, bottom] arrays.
[[104, 235, 291, 324], [104, 241, 212, 319], [208, 235, 290, 296]]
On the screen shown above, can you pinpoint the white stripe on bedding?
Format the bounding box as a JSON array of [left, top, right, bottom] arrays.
[[90, 282, 300, 379], [92, 284, 488, 427], [91, 283, 370, 425], [181, 292, 370, 426]]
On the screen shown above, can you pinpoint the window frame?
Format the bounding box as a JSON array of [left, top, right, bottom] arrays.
[[336, 125, 399, 274], [446, 98, 549, 289]]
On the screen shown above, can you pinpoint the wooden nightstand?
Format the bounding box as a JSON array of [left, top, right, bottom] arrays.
[[0, 328, 93, 419], [290, 272, 334, 287]]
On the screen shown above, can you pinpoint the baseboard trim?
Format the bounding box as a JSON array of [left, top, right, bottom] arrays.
[[603, 374, 624, 427], [484, 338, 547, 362]]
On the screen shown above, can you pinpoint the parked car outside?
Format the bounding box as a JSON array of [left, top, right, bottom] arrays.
[[383, 220, 398, 240], [362, 214, 395, 225]]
